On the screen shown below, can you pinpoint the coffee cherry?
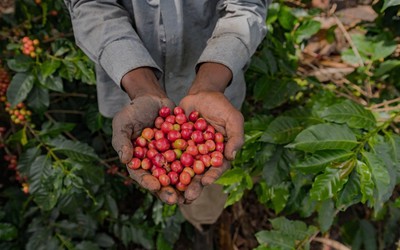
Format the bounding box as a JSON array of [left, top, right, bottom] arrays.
[[141, 128, 154, 140], [159, 106, 171, 118], [159, 174, 171, 186], [180, 152, 194, 167], [127, 158, 141, 169], [193, 160, 205, 175], [179, 171, 191, 185], [168, 172, 179, 185], [188, 111, 199, 122]]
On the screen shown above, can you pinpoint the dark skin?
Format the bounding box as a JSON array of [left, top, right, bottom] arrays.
[[112, 63, 244, 204]]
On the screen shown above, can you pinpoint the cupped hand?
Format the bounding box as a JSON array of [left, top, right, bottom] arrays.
[[112, 95, 183, 204], [179, 91, 244, 202]]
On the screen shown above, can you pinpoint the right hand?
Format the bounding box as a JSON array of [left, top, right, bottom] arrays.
[[112, 68, 182, 204]]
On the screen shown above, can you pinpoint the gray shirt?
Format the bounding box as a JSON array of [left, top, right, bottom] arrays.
[[65, 0, 269, 118]]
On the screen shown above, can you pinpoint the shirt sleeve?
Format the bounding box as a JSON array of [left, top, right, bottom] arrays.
[[64, 0, 162, 87], [196, 0, 270, 75]]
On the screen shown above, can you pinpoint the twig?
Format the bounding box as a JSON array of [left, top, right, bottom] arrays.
[[370, 97, 400, 109], [371, 105, 400, 112], [334, 14, 365, 67], [313, 237, 351, 250]]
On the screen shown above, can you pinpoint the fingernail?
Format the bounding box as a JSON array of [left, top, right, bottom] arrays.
[[118, 150, 123, 160]]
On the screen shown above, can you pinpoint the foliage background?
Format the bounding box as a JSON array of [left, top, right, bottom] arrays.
[[0, 0, 399, 249]]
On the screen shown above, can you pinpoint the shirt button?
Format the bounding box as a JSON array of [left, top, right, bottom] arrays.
[[161, 38, 166, 43], [168, 72, 174, 78]]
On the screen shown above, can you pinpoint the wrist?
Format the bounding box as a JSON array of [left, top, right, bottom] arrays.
[[188, 62, 232, 95], [121, 67, 166, 100]]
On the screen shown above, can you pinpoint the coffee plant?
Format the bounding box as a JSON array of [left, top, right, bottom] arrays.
[[0, 0, 399, 249]]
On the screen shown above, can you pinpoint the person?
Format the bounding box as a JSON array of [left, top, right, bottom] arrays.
[[64, 0, 269, 248]]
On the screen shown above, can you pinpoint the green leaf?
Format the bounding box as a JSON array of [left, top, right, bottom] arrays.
[[48, 137, 98, 162], [318, 199, 335, 233], [286, 124, 358, 152], [362, 152, 391, 212], [39, 121, 75, 137], [321, 100, 376, 130], [262, 146, 291, 186], [295, 150, 355, 174], [254, 78, 300, 109], [381, 0, 400, 11], [270, 183, 290, 213], [255, 231, 295, 250], [215, 168, 245, 185], [7, 55, 32, 72], [375, 60, 400, 76], [105, 195, 119, 219], [278, 6, 297, 30], [355, 161, 374, 203], [336, 171, 362, 209], [0, 223, 18, 241], [40, 59, 61, 80], [28, 155, 52, 194], [310, 167, 347, 200], [294, 19, 321, 43], [76, 241, 100, 250], [39, 75, 64, 92], [6, 72, 35, 107], [260, 116, 303, 144], [94, 233, 115, 248], [27, 86, 49, 112], [17, 147, 41, 176], [85, 105, 104, 133], [370, 36, 397, 61]]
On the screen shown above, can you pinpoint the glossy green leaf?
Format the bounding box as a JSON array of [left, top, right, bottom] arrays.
[[7, 55, 32, 72], [270, 183, 290, 213], [278, 6, 297, 30], [375, 59, 400, 76], [260, 116, 303, 144], [362, 152, 391, 212], [27, 86, 49, 112], [310, 167, 347, 200], [6, 72, 35, 107], [356, 161, 374, 203], [39, 75, 64, 92], [40, 59, 61, 80], [254, 77, 299, 109], [76, 241, 100, 250], [48, 137, 98, 162], [321, 100, 376, 130], [287, 124, 358, 152], [295, 150, 355, 174], [28, 155, 52, 194], [318, 199, 335, 233], [294, 19, 321, 43], [255, 231, 295, 250], [215, 168, 245, 185], [336, 171, 362, 210], [17, 147, 41, 176], [381, 0, 400, 11]]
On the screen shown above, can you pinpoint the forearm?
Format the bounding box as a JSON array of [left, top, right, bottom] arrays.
[[188, 63, 232, 95], [121, 67, 167, 100]]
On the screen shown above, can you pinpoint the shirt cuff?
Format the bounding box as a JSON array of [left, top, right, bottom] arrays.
[[99, 39, 162, 88], [196, 35, 250, 75]]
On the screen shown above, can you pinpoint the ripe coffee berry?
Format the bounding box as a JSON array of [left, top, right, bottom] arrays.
[[127, 106, 226, 193]]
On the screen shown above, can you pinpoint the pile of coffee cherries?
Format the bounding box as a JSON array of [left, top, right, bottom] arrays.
[[127, 106, 225, 192]]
